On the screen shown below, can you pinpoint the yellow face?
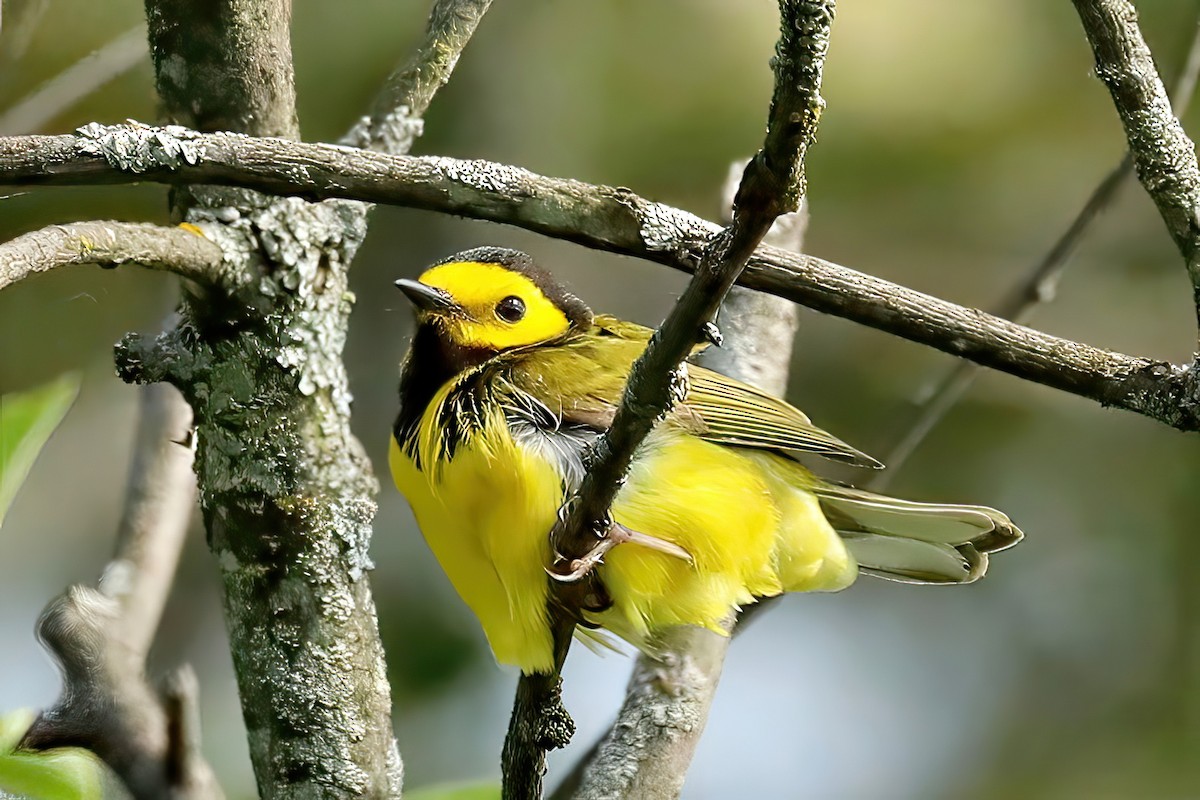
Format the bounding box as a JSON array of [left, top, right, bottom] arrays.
[[411, 260, 579, 351]]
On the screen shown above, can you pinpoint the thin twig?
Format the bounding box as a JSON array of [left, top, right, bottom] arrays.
[[873, 15, 1200, 485], [0, 124, 1195, 430], [1072, 0, 1200, 326], [0, 220, 225, 292], [344, 0, 493, 154], [21, 384, 222, 800], [555, 165, 807, 800], [0, 25, 147, 135], [502, 4, 837, 798]]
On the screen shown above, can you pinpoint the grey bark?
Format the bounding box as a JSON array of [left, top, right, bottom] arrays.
[[103, 0, 495, 795], [2, 0, 1199, 796], [137, 0, 401, 795], [1072, 0, 1200, 324], [506, 4, 836, 797], [0, 220, 224, 291], [345, 0, 494, 154], [0, 124, 1191, 431], [144, 0, 300, 139], [109, 383, 201, 660], [22, 385, 222, 800], [873, 14, 1200, 486]]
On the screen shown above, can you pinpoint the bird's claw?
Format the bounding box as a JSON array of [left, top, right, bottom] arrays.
[[546, 521, 694, 583]]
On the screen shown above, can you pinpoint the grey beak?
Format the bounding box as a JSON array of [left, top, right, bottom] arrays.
[[395, 279, 458, 313]]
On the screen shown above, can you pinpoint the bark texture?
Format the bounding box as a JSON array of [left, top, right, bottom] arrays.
[[0, 125, 1192, 431], [132, 0, 403, 795]]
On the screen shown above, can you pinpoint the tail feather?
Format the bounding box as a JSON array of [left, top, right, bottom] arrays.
[[816, 484, 1022, 585], [840, 532, 987, 584]]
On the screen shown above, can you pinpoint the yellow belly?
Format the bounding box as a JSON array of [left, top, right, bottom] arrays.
[[389, 420, 857, 674]]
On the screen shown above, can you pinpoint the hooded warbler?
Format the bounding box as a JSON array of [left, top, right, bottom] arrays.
[[390, 247, 1023, 675]]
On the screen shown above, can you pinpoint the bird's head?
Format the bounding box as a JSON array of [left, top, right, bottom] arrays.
[[396, 247, 593, 353]]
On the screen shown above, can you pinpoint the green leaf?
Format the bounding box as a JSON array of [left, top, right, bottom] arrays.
[[0, 710, 103, 800], [403, 781, 501, 800], [0, 374, 80, 528]]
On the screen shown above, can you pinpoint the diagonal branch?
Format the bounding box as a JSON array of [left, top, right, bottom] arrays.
[[0, 24, 147, 135], [551, 0, 834, 567], [874, 16, 1200, 484], [1072, 0, 1200, 326], [0, 220, 225, 292], [0, 124, 1195, 429], [108, 382, 201, 657], [344, 0, 493, 154], [503, 4, 837, 798], [554, 166, 808, 800], [21, 384, 222, 800]]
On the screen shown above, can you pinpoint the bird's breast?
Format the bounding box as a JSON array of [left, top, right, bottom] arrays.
[[389, 389, 582, 673]]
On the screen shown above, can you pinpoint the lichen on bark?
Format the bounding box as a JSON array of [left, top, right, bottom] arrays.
[[113, 177, 399, 795]]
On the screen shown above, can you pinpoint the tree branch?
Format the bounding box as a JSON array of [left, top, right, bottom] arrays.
[[503, 3, 836, 797], [344, 0, 493, 154], [138, 1, 403, 796], [109, 382, 201, 658], [0, 123, 1192, 430], [552, 0, 834, 571], [556, 167, 807, 800], [21, 384, 222, 800], [0, 24, 147, 135], [874, 15, 1200, 484], [0, 220, 225, 291], [1072, 0, 1200, 325], [144, 0, 299, 139]]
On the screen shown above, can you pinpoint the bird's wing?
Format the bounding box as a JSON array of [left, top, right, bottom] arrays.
[[684, 366, 883, 468], [510, 315, 882, 469]]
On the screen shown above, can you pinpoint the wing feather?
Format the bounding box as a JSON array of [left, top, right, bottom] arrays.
[[507, 315, 882, 468], [685, 368, 883, 468]]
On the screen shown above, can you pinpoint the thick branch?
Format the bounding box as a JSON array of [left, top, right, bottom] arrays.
[[0, 124, 1196, 429], [1072, 0, 1200, 322], [0, 220, 224, 291], [22, 385, 221, 800], [140, 0, 402, 795], [144, 0, 299, 139], [345, 0, 494, 153]]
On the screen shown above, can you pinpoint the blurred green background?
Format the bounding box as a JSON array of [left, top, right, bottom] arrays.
[[3, 0, 1200, 797]]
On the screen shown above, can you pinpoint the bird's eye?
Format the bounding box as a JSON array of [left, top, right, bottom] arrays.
[[495, 295, 526, 323]]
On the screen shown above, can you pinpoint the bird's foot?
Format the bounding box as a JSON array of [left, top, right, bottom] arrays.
[[548, 521, 693, 583]]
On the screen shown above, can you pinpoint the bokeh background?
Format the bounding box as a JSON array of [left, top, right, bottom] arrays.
[[3, 0, 1200, 797]]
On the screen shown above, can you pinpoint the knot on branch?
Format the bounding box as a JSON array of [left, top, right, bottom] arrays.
[[115, 320, 208, 390], [536, 689, 575, 753]]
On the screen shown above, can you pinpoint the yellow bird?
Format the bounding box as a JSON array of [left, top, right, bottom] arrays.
[[390, 247, 1022, 675]]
